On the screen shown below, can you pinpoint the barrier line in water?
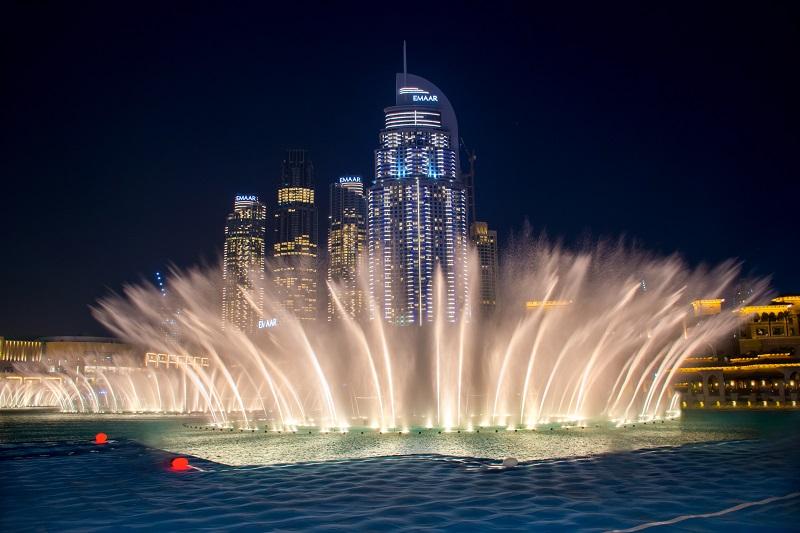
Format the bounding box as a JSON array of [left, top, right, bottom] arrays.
[[609, 491, 800, 532]]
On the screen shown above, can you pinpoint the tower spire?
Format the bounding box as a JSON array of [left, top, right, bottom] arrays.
[[403, 40, 407, 85]]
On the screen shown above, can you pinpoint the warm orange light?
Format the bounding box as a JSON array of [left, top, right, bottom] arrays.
[[772, 296, 800, 304], [94, 432, 108, 444], [171, 457, 190, 471], [736, 304, 791, 315], [526, 300, 572, 310], [691, 298, 724, 316]]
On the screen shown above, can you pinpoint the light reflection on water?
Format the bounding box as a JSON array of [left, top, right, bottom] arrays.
[[1, 410, 795, 466]]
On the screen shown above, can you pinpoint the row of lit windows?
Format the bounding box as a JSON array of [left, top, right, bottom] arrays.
[[385, 110, 442, 129], [278, 187, 315, 204]]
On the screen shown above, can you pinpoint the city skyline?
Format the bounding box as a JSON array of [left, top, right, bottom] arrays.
[[3, 6, 800, 532], [3, 3, 799, 337]]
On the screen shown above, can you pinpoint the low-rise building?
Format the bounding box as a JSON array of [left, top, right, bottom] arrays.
[[736, 296, 800, 354], [676, 295, 800, 410]]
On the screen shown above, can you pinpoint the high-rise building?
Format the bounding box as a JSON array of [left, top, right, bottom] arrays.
[[327, 176, 367, 321], [222, 195, 266, 334], [469, 221, 498, 311], [153, 271, 182, 344], [273, 149, 318, 321], [368, 73, 469, 325]]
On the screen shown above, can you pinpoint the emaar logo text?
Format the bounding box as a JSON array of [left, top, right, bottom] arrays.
[[258, 318, 278, 329], [412, 94, 438, 103]]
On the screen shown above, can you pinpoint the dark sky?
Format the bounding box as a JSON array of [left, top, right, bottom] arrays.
[[2, 2, 798, 337]]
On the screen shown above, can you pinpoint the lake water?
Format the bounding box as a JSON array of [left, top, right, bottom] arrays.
[[1, 410, 798, 531]]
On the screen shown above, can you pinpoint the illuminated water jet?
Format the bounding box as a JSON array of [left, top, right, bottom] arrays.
[[2, 239, 764, 430]]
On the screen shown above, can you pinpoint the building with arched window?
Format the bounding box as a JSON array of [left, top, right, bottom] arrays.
[[736, 296, 800, 354], [675, 296, 800, 410]]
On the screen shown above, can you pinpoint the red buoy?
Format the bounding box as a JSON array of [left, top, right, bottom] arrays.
[[94, 432, 108, 444], [171, 457, 190, 471]]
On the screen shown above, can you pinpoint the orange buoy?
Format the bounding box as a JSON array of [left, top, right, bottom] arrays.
[[171, 457, 190, 471], [94, 432, 108, 444]]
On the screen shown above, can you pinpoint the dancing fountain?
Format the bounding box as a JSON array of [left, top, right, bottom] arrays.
[[1, 239, 764, 431]]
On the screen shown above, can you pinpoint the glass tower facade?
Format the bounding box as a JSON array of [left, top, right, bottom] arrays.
[[469, 221, 498, 311], [222, 195, 267, 334], [327, 176, 367, 321], [368, 73, 469, 325], [154, 271, 182, 344], [273, 149, 319, 321]]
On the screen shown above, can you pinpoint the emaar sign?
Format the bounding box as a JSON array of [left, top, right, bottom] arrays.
[[339, 176, 361, 184], [258, 318, 278, 329], [236, 195, 257, 202], [412, 94, 438, 103]]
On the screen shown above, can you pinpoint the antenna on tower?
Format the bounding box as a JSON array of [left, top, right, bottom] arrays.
[[403, 40, 407, 85]]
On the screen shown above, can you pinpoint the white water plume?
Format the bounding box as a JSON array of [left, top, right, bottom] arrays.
[[3, 237, 765, 429]]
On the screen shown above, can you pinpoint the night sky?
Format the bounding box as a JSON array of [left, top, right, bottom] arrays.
[[2, 2, 798, 337]]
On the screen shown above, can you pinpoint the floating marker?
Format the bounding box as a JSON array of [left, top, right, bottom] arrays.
[[94, 432, 108, 444], [171, 457, 190, 471]]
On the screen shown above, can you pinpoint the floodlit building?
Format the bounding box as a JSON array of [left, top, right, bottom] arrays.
[[470, 221, 498, 311], [0, 338, 43, 364], [327, 176, 367, 320], [41, 336, 136, 374], [222, 195, 267, 334], [273, 149, 319, 321], [368, 72, 468, 325], [736, 296, 800, 354], [675, 352, 800, 410], [676, 295, 800, 410], [691, 298, 725, 317], [525, 300, 572, 310]]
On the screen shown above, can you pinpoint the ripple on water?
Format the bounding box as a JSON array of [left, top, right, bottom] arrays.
[[1, 413, 800, 531]]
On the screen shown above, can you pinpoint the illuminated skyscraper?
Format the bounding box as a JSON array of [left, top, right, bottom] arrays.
[[154, 271, 182, 344], [273, 149, 318, 321], [469, 222, 498, 311], [368, 73, 469, 325], [222, 195, 266, 333], [327, 176, 367, 321]]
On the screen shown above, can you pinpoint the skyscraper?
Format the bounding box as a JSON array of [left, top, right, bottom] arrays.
[[222, 195, 266, 334], [469, 222, 498, 311], [368, 73, 469, 325], [154, 270, 182, 344], [327, 176, 367, 321], [273, 149, 318, 321]]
